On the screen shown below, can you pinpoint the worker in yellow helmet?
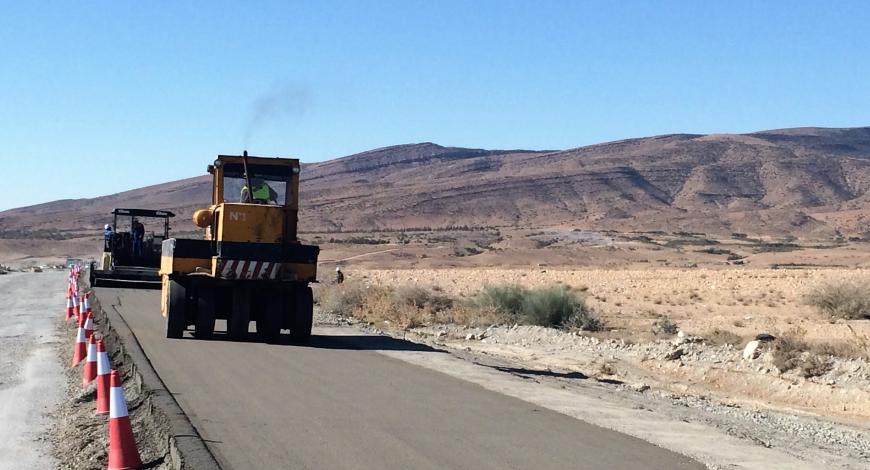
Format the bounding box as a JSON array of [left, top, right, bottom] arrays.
[[241, 177, 278, 204]]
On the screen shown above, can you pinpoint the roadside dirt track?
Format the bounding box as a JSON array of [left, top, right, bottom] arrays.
[[0, 272, 64, 469], [96, 287, 704, 470]]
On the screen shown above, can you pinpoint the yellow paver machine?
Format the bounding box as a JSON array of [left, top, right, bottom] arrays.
[[160, 152, 319, 343]]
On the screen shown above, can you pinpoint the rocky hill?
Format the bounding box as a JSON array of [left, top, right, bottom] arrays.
[[2, 127, 869, 242]]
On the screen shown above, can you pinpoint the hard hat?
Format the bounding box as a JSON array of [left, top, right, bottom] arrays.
[[104, 224, 110, 230], [336, 266, 341, 271]]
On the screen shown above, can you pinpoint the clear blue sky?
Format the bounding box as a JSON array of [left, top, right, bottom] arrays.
[[2, 1, 869, 211]]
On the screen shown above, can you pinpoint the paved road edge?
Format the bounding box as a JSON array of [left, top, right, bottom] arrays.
[[94, 290, 222, 470]]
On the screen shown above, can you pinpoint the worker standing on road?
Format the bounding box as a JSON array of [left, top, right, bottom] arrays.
[[335, 266, 344, 284], [132, 219, 145, 261], [103, 224, 113, 252], [241, 177, 279, 204]]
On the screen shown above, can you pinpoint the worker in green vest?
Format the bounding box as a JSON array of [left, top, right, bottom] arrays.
[[241, 177, 279, 204]]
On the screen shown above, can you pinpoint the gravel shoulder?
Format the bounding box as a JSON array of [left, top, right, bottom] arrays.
[[0, 271, 66, 469]]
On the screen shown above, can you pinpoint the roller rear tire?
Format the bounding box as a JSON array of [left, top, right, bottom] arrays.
[[259, 293, 283, 344], [166, 280, 187, 339], [289, 286, 313, 344], [229, 287, 251, 341], [194, 286, 216, 339]]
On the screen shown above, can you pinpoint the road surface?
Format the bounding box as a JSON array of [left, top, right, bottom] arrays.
[[98, 287, 704, 470], [0, 272, 64, 469]]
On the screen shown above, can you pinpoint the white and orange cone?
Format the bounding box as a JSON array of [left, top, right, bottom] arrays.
[[65, 294, 75, 320], [108, 370, 142, 470], [83, 291, 92, 316], [95, 339, 111, 415], [72, 292, 81, 320], [83, 312, 94, 340], [82, 335, 98, 386], [71, 324, 87, 367]]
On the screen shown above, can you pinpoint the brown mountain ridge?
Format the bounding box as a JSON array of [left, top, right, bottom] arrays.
[[2, 126, 870, 242]]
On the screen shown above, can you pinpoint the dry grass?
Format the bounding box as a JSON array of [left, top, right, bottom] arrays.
[[318, 281, 604, 331], [318, 282, 502, 329], [805, 282, 870, 320], [772, 327, 869, 377], [317, 282, 367, 317], [706, 328, 743, 346], [392, 284, 453, 312], [360, 268, 870, 345]]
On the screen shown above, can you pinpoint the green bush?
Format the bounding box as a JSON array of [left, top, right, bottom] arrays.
[[470, 284, 527, 318], [520, 286, 582, 327], [806, 283, 870, 320], [469, 284, 602, 330]]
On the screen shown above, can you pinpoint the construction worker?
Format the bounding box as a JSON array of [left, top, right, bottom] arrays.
[[132, 219, 145, 261], [335, 266, 344, 284], [103, 224, 113, 252], [241, 177, 278, 204]]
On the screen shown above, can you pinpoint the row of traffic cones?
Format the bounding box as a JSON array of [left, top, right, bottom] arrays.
[[67, 265, 142, 469]]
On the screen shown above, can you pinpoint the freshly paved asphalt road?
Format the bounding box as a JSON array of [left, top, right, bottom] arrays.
[[98, 288, 704, 470]]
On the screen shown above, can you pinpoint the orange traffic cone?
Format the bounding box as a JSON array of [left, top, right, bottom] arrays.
[[65, 294, 75, 320], [96, 339, 111, 415], [82, 335, 98, 386], [72, 292, 80, 320], [83, 291, 92, 316], [83, 312, 94, 340], [71, 325, 87, 367], [107, 370, 142, 469]]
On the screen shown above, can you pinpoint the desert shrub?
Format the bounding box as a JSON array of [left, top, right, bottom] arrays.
[[696, 247, 733, 256], [752, 242, 800, 253], [771, 334, 836, 378], [652, 316, 679, 336], [812, 340, 870, 361], [453, 246, 483, 257], [318, 283, 367, 317], [805, 283, 870, 320], [664, 237, 719, 247], [562, 306, 605, 332], [626, 235, 653, 243], [344, 284, 430, 329], [771, 335, 808, 373], [392, 285, 454, 312], [706, 328, 742, 345], [533, 238, 558, 249], [439, 304, 509, 328], [469, 284, 527, 318], [328, 237, 389, 245], [426, 235, 457, 243], [468, 284, 602, 330], [520, 286, 585, 327], [798, 355, 833, 378]]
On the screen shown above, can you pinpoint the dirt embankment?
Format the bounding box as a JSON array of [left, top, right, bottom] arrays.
[[49, 282, 218, 469]]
